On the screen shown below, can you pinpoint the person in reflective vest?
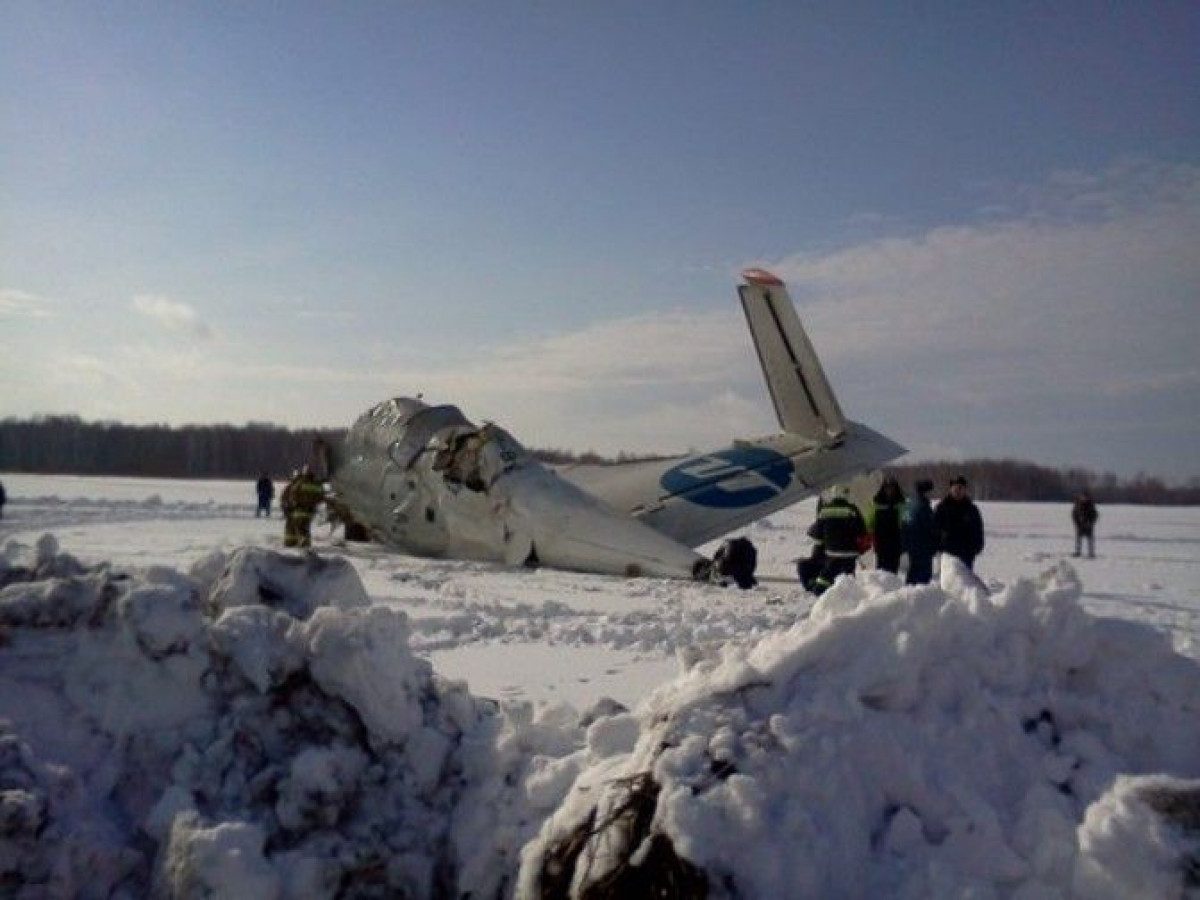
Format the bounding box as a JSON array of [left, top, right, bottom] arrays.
[[806, 486, 867, 595], [283, 467, 325, 548]]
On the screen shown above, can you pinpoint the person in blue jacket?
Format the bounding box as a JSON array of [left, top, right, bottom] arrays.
[[903, 478, 937, 585], [255, 472, 274, 518]]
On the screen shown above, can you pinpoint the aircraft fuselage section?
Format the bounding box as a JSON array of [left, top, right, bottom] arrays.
[[331, 398, 710, 580], [327, 269, 905, 583]]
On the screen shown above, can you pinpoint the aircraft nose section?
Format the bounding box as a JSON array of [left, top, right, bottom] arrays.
[[500, 469, 708, 580]]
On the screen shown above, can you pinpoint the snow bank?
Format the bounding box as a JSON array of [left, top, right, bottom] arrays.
[[518, 559, 1200, 899], [3, 538, 1199, 899], [0, 539, 587, 898]]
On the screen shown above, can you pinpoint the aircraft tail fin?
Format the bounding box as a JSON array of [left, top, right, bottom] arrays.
[[738, 268, 847, 441]]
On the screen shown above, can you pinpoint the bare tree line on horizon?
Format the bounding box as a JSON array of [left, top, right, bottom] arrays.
[[1, 415, 1197, 505]]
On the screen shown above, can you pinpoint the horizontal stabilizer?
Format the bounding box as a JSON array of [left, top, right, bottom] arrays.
[[739, 269, 846, 441]]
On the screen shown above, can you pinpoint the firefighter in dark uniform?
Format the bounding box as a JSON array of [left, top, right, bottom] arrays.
[[283, 467, 325, 548], [806, 485, 867, 595], [868, 475, 906, 573]]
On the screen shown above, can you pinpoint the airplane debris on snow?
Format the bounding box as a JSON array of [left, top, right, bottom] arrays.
[[324, 270, 904, 584]]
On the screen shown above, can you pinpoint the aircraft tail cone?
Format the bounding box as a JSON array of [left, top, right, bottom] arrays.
[[499, 468, 709, 580]]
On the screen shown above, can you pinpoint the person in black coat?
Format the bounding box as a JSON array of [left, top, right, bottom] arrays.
[[255, 473, 274, 518], [0, 480, 6, 519], [1071, 490, 1098, 558], [868, 476, 906, 573], [903, 478, 937, 585], [934, 475, 985, 570]]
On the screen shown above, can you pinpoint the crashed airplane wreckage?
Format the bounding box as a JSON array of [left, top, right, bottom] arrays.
[[325, 270, 903, 586]]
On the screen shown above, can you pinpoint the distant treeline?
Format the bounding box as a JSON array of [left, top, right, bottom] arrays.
[[0, 416, 667, 480], [885, 459, 1200, 505], [1, 416, 1197, 504], [0, 416, 345, 479]]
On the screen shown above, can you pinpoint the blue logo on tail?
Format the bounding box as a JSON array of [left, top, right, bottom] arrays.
[[660, 447, 794, 508]]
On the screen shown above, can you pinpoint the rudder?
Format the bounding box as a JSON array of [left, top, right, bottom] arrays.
[[738, 269, 846, 441]]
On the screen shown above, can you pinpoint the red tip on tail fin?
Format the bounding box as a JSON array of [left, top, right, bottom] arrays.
[[741, 268, 785, 287]]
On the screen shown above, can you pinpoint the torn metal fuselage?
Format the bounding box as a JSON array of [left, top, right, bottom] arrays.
[[330, 398, 712, 581]]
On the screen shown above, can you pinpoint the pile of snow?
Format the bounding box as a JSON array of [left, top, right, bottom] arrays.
[[519, 558, 1200, 899], [0, 538, 587, 897], [3, 537, 1199, 899]]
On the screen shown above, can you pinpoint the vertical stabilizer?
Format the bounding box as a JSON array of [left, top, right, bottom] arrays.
[[738, 268, 847, 441]]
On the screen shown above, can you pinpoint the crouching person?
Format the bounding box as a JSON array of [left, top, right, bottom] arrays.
[[713, 536, 758, 589], [797, 542, 826, 593], [805, 486, 866, 595]]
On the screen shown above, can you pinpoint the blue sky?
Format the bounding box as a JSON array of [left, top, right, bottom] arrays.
[[3, 2, 1198, 479]]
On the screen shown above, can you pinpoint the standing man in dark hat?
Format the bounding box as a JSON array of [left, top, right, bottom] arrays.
[[934, 475, 985, 570]]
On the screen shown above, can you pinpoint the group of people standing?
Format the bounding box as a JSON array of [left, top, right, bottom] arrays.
[[801, 474, 985, 595]]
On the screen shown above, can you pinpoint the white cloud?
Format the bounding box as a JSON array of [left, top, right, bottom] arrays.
[[131, 294, 213, 339], [770, 159, 1200, 401], [412, 309, 750, 395], [1099, 368, 1200, 399], [0, 288, 54, 318], [315, 308, 775, 453]]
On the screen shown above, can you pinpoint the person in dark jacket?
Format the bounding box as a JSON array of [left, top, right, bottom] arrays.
[[934, 475, 985, 570], [805, 487, 867, 595], [1071, 490, 1099, 558], [868, 476, 906, 573], [255, 472, 274, 518], [713, 536, 758, 589], [0, 480, 6, 519], [903, 478, 937, 585], [797, 496, 826, 591]]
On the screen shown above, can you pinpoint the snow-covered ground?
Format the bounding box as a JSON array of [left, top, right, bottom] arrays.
[[1, 473, 1198, 897]]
